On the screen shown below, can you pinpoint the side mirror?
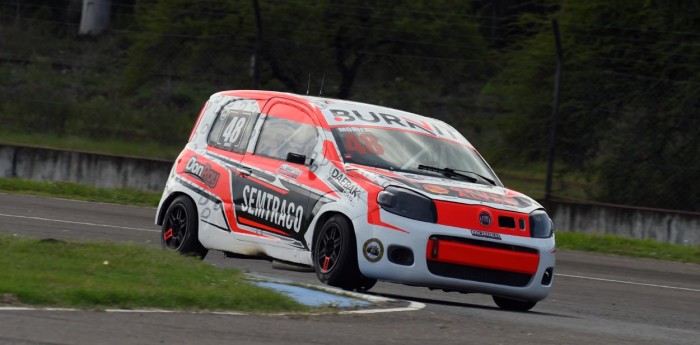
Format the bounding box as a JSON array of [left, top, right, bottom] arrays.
[[286, 152, 306, 165]]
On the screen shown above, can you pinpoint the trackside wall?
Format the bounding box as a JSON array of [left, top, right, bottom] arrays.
[[1, 144, 698, 245], [0, 144, 171, 191], [543, 200, 700, 246]]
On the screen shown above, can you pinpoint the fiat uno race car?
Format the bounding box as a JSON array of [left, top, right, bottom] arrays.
[[156, 90, 555, 311]]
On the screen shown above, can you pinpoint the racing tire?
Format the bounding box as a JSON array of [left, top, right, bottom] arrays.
[[313, 215, 377, 292], [492, 296, 537, 312], [161, 195, 208, 259]]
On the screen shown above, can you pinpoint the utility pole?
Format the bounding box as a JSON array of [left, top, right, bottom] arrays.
[[79, 0, 111, 36], [15, 0, 20, 27], [545, 19, 563, 200], [252, 0, 262, 89]]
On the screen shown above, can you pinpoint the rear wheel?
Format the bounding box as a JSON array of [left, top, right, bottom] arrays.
[[492, 296, 537, 311], [313, 215, 376, 292], [161, 195, 208, 259]]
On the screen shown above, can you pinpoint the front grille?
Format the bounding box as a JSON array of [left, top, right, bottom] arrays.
[[427, 261, 533, 287]]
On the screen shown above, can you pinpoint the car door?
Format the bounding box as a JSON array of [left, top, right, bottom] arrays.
[[231, 98, 322, 247]]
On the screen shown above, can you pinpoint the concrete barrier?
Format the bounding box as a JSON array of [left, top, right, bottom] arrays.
[[1, 144, 698, 245], [544, 200, 700, 246], [0, 144, 172, 191]]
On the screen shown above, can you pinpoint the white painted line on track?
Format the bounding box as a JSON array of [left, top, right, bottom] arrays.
[[557, 273, 700, 292], [106, 308, 246, 315], [0, 307, 245, 315], [0, 192, 156, 209], [340, 301, 426, 314], [0, 213, 159, 233], [0, 304, 423, 315], [0, 307, 78, 312]]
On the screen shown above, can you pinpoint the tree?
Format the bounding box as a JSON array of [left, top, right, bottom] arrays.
[[486, 0, 700, 211], [124, 0, 491, 107], [124, 0, 255, 95]]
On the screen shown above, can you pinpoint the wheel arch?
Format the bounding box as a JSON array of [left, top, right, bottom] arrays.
[[156, 192, 192, 226], [310, 211, 357, 254]]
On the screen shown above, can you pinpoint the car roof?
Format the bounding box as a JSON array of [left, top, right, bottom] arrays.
[[214, 90, 454, 131]]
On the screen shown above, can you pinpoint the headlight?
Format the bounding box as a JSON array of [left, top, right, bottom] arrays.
[[530, 209, 554, 238], [377, 186, 437, 223]]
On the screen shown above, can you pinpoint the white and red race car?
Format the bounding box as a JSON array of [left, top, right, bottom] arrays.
[[156, 90, 555, 311]]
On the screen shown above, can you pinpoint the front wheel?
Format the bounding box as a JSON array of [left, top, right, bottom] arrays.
[[313, 215, 376, 292], [492, 296, 537, 311], [161, 195, 208, 259]]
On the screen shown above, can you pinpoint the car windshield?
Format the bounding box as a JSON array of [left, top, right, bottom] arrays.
[[331, 126, 500, 186]]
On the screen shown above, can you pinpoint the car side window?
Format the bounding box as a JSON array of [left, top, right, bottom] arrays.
[[208, 100, 259, 154], [254, 116, 318, 162]]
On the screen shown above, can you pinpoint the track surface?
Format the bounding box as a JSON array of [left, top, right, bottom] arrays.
[[0, 193, 698, 345]]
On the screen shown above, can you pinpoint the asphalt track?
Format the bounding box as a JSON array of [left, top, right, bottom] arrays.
[[0, 193, 698, 345]]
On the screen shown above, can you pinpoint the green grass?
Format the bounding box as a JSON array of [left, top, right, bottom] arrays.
[[0, 131, 181, 161], [0, 236, 308, 312], [556, 231, 700, 264], [0, 178, 161, 207], [496, 164, 596, 201]]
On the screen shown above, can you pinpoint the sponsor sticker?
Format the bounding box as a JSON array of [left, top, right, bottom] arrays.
[[362, 238, 384, 263], [276, 164, 303, 180], [423, 184, 449, 195], [327, 167, 361, 201], [184, 156, 221, 188], [326, 108, 466, 143], [385, 174, 532, 208], [240, 184, 304, 233], [471, 230, 502, 240]]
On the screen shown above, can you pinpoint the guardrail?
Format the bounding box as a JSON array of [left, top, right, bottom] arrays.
[[1, 144, 698, 245]]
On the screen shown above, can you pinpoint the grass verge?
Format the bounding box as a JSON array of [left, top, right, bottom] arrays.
[[0, 178, 161, 207], [0, 132, 180, 161], [556, 231, 700, 264], [0, 236, 308, 312]]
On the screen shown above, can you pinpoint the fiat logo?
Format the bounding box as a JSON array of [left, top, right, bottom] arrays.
[[479, 212, 492, 226]]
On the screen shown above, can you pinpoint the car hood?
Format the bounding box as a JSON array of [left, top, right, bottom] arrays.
[[346, 165, 542, 214]]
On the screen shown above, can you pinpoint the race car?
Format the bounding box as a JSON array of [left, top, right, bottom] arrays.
[[156, 90, 555, 311]]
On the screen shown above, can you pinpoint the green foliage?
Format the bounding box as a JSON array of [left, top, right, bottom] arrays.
[[0, 131, 181, 160], [123, 0, 492, 117], [4, 0, 700, 211], [0, 236, 306, 312], [486, 0, 700, 211], [124, 0, 254, 93], [1, 1, 493, 158]]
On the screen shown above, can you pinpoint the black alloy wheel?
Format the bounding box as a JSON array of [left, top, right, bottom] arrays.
[[314, 215, 376, 291], [161, 195, 208, 259], [317, 221, 344, 274]]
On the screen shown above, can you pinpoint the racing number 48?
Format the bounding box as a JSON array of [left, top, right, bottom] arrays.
[[344, 133, 384, 155], [222, 116, 247, 147]]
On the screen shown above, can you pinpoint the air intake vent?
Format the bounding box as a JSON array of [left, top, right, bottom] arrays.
[[498, 216, 516, 228]]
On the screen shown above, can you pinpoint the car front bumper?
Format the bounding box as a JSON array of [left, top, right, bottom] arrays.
[[353, 209, 556, 302]]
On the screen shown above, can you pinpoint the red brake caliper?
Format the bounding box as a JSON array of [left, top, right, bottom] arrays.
[[163, 228, 173, 241], [322, 256, 331, 272]]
